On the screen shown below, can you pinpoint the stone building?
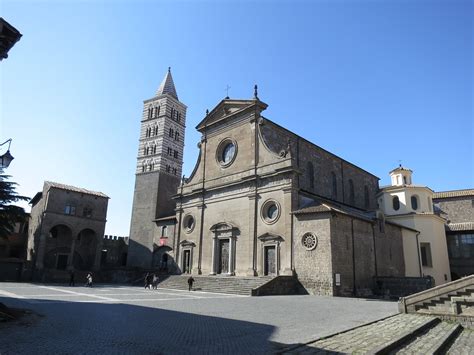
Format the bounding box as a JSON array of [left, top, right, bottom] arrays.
[[28, 181, 109, 273], [378, 167, 451, 286], [433, 189, 474, 279], [127, 71, 415, 296], [127, 68, 185, 272], [101, 235, 129, 268]]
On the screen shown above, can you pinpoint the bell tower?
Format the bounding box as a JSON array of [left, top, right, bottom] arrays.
[[127, 68, 187, 268]]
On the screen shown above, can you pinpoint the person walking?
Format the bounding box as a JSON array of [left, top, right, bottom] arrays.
[[86, 272, 93, 287], [144, 273, 149, 289], [69, 269, 75, 287], [187, 276, 194, 291], [152, 274, 159, 290]]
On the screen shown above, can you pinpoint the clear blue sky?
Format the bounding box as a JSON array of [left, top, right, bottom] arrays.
[[1, 0, 472, 236]]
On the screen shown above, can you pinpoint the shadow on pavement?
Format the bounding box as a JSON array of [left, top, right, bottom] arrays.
[[0, 293, 331, 354]]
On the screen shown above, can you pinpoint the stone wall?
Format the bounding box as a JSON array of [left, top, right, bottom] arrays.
[[374, 276, 433, 298], [293, 214, 334, 295], [434, 196, 474, 224], [260, 119, 379, 211]]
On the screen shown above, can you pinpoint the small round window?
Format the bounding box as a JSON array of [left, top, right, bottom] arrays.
[[302, 233, 318, 251], [217, 139, 237, 167], [183, 215, 195, 233], [261, 200, 280, 224]]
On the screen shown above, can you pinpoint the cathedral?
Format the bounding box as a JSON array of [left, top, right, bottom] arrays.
[[127, 69, 418, 296]]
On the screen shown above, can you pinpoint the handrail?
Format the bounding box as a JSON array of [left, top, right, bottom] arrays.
[[399, 274, 474, 312]]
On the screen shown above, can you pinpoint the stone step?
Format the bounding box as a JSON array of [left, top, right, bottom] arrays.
[[393, 321, 462, 354], [447, 327, 474, 354], [283, 314, 439, 354], [157, 275, 275, 295]]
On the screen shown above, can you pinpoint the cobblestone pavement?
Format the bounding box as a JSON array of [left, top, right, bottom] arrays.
[[283, 314, 435, 354], [448, 327, 474, 355], [0, 282, 397, 354]]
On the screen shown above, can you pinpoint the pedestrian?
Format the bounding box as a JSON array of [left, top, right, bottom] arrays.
[[144, 273, 153, 289], [187, 276, 194, 291], [69, 269, 75, 287], [86, 272, 93, 287], [152, 274, 159, 290], [144, 272, 149, 289]]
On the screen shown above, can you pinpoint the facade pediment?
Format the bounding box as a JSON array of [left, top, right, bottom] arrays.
[[210, 222, 238, 232], [195, 99, 267, 132]]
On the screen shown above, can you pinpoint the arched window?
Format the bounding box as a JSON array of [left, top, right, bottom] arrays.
[[364, 186, 370, 209], [154, 126, 158, 135], [169, 128, 174, 137], [161, 226, 167, 237], [349, 179, 355, 205], [175, 131, 180, 141], [331, 172, 337, 198], [306, 162, 314, 189], [153, 145, 157, 154], [392, 196, 400, 211], [155, 106, 160, 117], [411, 195, 418, 210], [148, 107, 152, 119]]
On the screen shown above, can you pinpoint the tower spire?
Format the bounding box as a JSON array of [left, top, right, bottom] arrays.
[[156, 67, 178, 99]]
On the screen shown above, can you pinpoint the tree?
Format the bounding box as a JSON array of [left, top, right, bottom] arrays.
[[0, 172, 29, 239]]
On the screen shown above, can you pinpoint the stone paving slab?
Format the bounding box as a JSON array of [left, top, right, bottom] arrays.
[[283, 314, 437, 354], [447, 328, 474, 355], [0, 282, 398, 354], [396, 321, 459, 354]]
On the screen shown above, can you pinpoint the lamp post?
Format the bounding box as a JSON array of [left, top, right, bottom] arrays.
[[0, 139, 14, 169]]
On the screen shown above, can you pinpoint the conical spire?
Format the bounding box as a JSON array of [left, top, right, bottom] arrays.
[[156, 67, 178, 99]]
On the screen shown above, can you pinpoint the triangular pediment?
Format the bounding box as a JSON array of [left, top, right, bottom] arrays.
[[196, 99, 267, 131]]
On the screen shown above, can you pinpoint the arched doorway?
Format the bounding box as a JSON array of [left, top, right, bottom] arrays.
[[152, 246, 172, 271], [44, 224, 73, 269]]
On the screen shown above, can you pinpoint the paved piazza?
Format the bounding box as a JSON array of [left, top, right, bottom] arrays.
[[0, 282, 397, 354]]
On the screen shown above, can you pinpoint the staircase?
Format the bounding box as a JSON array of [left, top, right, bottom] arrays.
[[399, 274, 474, 319], [157, 275, 275, 295], [278, 314, 474, 354]]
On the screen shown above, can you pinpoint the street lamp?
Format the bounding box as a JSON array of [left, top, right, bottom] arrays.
[[0, 139, 14, 169]]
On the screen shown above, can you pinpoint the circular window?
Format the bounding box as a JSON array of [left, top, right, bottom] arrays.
[[216, 139, 238, 167], [183, 215, 195, 233], [302, 233, 318, 250], [261, 200, 281, 224]]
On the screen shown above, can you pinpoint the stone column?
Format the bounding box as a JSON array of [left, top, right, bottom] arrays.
[[68, 236, 77, 270], [247, 194, 258, 276], [210, 234, 217, 275], [282, 187, 294, 276], [93, 235, 103, 271], [229, 236, 235, 276]]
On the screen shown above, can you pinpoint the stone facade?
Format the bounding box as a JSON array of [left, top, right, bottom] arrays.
[[127, 77, 414, 296], [127, 69, 186, 269], [169, 94, 407, 296], [433, 190, 474, 279], [27, 181, 109, 273]]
